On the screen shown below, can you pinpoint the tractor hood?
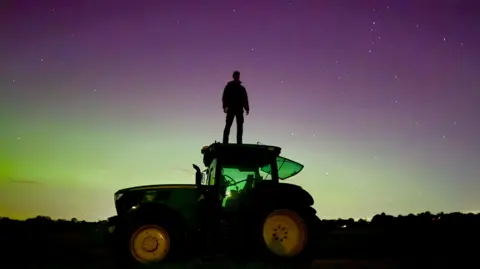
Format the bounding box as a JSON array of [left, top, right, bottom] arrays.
[[114, 184, 197, 215], [261, 156, 304, 180], [115, 184, 196, 197]]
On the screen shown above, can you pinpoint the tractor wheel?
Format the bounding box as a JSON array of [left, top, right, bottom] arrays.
[[129, 224, 171, 264], [262, 209, 308, 258], [252, 207, 319, 265], [114, 215, 183, 266]]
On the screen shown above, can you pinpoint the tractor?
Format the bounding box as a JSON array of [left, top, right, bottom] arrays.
[[106, 142, 321, 266]]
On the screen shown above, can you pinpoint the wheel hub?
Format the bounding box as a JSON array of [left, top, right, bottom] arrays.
[[142, 236, 159, 252], [272, 225, 289, 242]]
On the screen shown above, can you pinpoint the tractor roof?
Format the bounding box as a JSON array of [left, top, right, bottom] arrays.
[[201, 143, 281, 167], [201, 142, 304, 180]]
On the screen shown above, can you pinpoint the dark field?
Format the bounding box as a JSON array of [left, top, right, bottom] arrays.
[[1, 212, 478, 269]]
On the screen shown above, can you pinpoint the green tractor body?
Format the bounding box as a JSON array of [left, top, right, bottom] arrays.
[[113, 184, 200, 224], [107, 142, 320, 265]]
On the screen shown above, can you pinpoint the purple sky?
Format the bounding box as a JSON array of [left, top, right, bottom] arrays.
[[1, 0, 479, 221]]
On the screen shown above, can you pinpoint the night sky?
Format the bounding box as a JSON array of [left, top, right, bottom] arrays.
[[1, 0, 479, 221]]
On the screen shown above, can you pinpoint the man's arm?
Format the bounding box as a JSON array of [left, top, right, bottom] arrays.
[[243, 86, 250, 113], [222, 85, 229, 109]]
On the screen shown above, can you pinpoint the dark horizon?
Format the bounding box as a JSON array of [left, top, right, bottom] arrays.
[[2, 0, 479, 221]]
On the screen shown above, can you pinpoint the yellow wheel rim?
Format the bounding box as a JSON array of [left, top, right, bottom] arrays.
[[262, 209, 308, 257], [129, 224, 170, 264]]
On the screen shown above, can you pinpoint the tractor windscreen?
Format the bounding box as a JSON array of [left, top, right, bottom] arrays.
[[220, 160, 273, 204]]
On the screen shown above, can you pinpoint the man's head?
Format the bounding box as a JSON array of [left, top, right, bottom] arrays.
[[232, 71, 240, 81]]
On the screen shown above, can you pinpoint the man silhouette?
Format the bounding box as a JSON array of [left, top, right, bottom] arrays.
[[222, 71, 249, 144]]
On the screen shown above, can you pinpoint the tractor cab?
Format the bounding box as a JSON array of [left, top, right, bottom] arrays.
[[197, 142, 304, 209]]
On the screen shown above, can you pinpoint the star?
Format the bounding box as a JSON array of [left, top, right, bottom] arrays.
[[453, 121, 457, 126], [16, 137, 21, 140], [443, 37, 447, 41], [281, 80, 284, 84], [93, 89, 97, 92], [394, 75, 398, 79], [251, 48, 255, 51], [233, 9, 236, 12], [12, 79, 15, 83], [40, 58, 44, 62], [416, 24, 419, 28], [372, 21, 376, 25], [325, 172, 329, 175], [368, 50, 372, 53]]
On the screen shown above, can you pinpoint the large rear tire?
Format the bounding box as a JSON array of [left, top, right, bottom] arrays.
[[262, 209, 308, 258], [247, 206, 319, 266]]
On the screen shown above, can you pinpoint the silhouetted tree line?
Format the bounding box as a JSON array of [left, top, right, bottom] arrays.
[[319, 211, 480, 231]]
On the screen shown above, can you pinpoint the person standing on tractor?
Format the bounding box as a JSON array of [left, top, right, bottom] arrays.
[[222, 71, 250, 144]]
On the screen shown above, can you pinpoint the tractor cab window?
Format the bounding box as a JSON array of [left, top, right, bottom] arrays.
[[208, 159, 217, 186], [219, 162, 273, 208], [262, 156, 304, 180], [200, 169, 209, 186]]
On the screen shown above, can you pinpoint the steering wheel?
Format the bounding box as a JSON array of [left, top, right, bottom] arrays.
[[222, 174, 240, 192]]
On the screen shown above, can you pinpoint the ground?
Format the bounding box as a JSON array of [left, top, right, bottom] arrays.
[[0, 214, 476, 268]]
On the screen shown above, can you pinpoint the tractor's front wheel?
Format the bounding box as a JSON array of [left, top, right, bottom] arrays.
[[114, 215, 183, 267], [129, 224, 171, 264]]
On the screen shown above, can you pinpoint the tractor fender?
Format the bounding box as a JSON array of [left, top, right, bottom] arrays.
[[239, 182, 314, 210], [116, 202, 188, 235]]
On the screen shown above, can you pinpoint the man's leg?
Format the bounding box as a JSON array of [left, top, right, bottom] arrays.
[[236, 112, 244, 144], [223, 112, 235, 144]]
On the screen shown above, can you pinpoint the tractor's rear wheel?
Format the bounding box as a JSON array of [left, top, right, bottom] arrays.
[[245, 206, 319, 265], [262, 209, 308, 258]]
